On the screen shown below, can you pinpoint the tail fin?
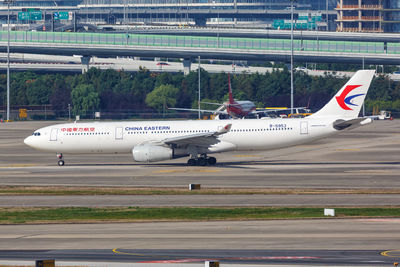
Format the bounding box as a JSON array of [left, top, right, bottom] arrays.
[[228, 74, 234, 104], [309, 70, 375, 119]]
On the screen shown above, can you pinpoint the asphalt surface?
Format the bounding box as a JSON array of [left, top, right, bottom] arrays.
[[0, 219, 399, 265], [1, 120, 399, 191], [0, 120, 400, 266]]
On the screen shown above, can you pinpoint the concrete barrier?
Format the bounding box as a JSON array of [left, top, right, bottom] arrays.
[[35, 259, 55, 267], [205, 261, 219, 267], [189, 184, 201, 190]]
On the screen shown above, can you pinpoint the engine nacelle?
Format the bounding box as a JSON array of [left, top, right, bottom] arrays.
[[132, 144, 173, 162]]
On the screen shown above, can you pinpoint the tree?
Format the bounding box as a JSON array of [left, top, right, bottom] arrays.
[[145, 84, 179, 113], [50, 75, 71, 117], [25, 75, 53, 105], [71, 84, 100, 116]]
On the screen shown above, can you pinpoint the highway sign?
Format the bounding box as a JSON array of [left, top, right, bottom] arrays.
[[18, 11, 42, 21], [59, 12, 69, 20], [30, 11, 42, 21], [53, 11, 69, 20], [18, 12, 29, 20]]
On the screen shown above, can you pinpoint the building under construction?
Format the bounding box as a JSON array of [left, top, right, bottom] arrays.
[[336, 0, 400, 32]]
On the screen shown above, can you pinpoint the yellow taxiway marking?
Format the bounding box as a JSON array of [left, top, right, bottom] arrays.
[[335, 149, 360, 151], [154, 169, 221, 174], [233, 155, 260, 158], [0, 164, 37, 168], [346, 170, 389, 174], [113, 248, 162, 259], [381, 250, 400, 257], [113, 248, 146, 256]]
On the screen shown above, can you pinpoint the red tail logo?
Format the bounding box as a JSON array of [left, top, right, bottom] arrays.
[[336, 85, 362, 110]]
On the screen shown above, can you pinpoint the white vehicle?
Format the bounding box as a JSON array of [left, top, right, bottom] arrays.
[[24, 70, 375, 166], [294, 66, 308, 72], [368, 110, 392, 120]]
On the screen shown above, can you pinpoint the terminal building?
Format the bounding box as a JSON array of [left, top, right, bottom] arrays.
[[0, 0, 398, 32], [336, 0, 400, 32], [0, 0, 335, 29]]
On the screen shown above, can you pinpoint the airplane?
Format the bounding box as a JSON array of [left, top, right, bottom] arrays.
[[24, 70, 375, 166], [169, 74, 257, 119]]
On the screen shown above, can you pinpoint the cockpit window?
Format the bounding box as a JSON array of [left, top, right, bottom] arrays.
[[32, 132, 41, 136]]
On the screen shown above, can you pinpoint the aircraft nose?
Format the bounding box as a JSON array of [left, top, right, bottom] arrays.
[[24, 136, 33, 147]]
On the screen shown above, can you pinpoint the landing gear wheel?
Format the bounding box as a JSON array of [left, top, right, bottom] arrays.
[[187, 158, 197, 166], [207, 157, 217, 165], [197, 157, 207, 166], [58, 160, 65, 166]]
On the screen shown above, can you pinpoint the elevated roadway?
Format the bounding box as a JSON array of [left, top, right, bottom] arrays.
[[127, 27, 400, 43], [1, 31, 400, 65]]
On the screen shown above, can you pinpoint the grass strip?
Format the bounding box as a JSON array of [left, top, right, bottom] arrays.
[[1, 186, 400, 195], [1, 207, 399, 224]]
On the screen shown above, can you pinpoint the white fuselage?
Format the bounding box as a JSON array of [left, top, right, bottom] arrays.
[[24, 117, 338, 155]]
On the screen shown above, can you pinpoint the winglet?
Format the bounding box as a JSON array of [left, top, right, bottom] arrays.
[[217, 123, 232, 135]]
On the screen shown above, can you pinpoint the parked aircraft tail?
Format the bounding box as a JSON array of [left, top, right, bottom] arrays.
[[228, 74, 235, 104], [309, 70, 375, 119]]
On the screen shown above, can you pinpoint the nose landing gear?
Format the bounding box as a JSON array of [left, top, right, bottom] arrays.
[[57, 153, 65, 166]]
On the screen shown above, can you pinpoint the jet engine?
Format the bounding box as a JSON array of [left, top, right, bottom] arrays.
[[132, 144, 173, 162]]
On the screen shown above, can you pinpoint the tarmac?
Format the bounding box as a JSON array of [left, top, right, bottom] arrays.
[[0, 119, 399, 266]]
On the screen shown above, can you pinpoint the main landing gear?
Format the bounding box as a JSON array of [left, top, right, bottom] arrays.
[[187, 155, 217, 166], [57, 153, 65, 166]]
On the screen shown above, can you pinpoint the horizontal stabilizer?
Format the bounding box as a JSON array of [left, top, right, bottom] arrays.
[[333, 117, 372, 130]]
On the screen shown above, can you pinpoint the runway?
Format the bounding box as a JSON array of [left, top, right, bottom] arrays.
[[0, 120, 400, 265], [0, 249, 393, 266], [0, 219, 399, 265], [1, 120, 400, 190]]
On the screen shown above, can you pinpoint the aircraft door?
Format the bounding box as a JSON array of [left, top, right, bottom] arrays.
[[300, 121, 308, 135], [115, 127, 123, 140], [50, 128, 58, 141]]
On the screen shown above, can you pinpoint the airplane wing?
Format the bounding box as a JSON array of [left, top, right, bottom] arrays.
[[168, 107, 227, 114], [255, 106, 308, 111], [333, 117, 372, 130], [201, 101, 223, 106], [161, 123, 232, 147]]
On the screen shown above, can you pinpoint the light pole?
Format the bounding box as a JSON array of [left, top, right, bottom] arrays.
[[198, 56, 201, 119], [326, 0, 329, 31], [290, 0, 295, 115], [4, 0, 14, 122], [68, 103, 71, 121]]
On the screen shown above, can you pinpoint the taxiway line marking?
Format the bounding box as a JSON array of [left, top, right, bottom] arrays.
[[233, 155, 260, 157], [154, 169, 221, 173], [0, 164, 37, 168], [112, 248, 147, 257], [139, 256, 320, 263], [381, 250, 400, 257]]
